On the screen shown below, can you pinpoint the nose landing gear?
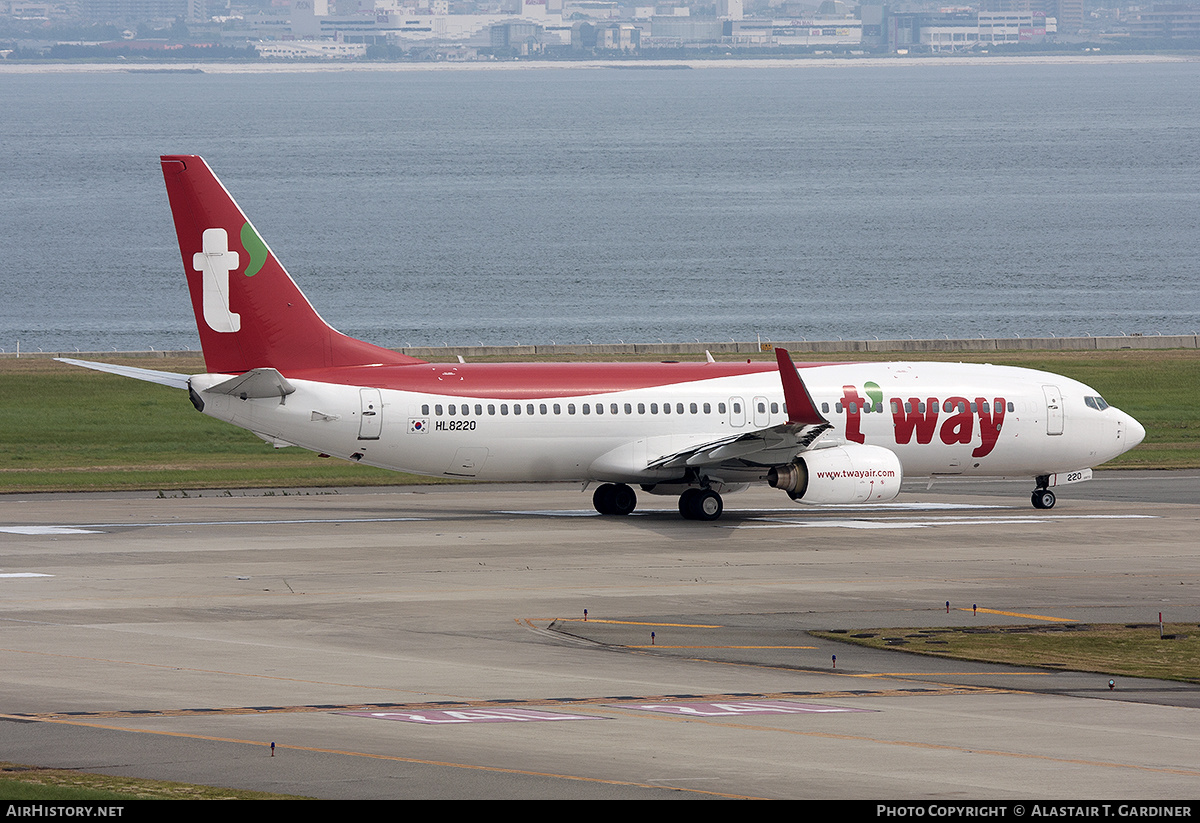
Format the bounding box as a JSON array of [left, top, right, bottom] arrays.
[[1031, 477, 1056, 510]]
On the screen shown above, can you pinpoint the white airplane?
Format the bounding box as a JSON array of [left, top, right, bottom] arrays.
[[61, 155, 1145, 520]]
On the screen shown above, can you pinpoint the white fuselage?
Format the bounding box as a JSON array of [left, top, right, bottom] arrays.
[[191, 361, 1142, 490]]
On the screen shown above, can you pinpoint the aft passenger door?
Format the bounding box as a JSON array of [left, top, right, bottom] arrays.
[[358, 389, 382, 440]]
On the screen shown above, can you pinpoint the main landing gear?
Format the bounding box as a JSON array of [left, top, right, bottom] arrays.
[[591, 483, 725, 521], [592, 483, 637, 516], [678, 488, 723, 521]]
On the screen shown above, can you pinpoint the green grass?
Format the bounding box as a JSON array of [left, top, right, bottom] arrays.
[[0, 762, 307, 800], [812, 624, 1200, 683], [1, 349, 1196, 493]]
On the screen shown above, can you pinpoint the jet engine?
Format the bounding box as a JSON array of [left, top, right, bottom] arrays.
[[767, 445, 903, 505]]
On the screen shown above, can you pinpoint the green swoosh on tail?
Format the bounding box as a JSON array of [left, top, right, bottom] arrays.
[[241, 222, 268, 277]]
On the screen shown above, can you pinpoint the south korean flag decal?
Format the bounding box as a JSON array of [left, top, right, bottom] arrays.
[[408, 418, 429, 434]]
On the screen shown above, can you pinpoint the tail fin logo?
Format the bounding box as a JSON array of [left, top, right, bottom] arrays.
[[196, 227, 241, 333], [240, 222, 268, 277]]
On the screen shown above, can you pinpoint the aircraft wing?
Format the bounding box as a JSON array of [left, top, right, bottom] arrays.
[[645, 349, 833, 471]]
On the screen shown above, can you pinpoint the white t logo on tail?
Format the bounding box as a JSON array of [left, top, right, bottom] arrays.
[[195, 228, 241, 333]]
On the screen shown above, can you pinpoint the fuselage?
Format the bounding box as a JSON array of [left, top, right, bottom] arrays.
[[190, 359, 1143, 488]]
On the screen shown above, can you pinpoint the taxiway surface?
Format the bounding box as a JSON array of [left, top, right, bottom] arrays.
[[1, 471, 1198, 799]]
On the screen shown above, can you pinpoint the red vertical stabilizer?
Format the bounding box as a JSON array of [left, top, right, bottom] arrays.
[[161, 155, 424, 375]]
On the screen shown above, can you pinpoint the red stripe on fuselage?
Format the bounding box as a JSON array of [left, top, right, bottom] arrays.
[[278, 360, 843, 399]]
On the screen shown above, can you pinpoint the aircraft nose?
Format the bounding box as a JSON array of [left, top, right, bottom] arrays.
[[1124, 414, 1146, 450]]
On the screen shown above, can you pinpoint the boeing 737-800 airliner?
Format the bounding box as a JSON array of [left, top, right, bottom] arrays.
[[61, 156, 1145, 520]]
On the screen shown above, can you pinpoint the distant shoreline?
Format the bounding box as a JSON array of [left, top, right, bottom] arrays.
[[1, 53, 1196, 74]]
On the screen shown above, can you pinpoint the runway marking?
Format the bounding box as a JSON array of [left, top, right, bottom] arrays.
[[964, 608, 1076, 622], [0, 526, 103, 535], [0, 573, 53, 578], [342, 708, 602, 724], [627, 700, 873, 717], [0, 517, 428, 535], [734, 514, 1157, 530]]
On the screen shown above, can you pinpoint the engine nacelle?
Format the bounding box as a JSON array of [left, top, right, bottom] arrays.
[[767, 445, 903, 505]]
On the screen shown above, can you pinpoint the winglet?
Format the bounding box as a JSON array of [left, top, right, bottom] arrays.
[[774, 348, 827, 426]]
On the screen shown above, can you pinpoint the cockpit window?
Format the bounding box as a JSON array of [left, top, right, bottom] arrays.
[[1084, 396, 1109, 411]]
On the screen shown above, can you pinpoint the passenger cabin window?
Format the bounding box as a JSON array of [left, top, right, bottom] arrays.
[[422, 404, 430, 415]]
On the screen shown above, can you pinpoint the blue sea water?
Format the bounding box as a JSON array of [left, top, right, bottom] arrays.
[[1, 61, 1198, 353]]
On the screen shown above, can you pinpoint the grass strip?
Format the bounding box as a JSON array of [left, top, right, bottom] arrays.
[[812, 623, 1200, 683], [0, 762, 307, 800]]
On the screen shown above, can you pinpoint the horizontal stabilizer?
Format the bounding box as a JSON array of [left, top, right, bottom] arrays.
[[205, 368, 295, 399], [56, 358, 190, 391]]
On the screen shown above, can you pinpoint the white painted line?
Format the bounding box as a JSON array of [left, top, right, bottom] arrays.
[[0, 526, 104, 535], [0, 572, 53, 578], [0, 517, 429, 535], [734, 514, 1156, 530]]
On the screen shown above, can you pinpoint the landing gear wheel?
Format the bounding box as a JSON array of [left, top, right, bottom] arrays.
[[593, 484, 615, 514], [679, 488, 723, 521], [1031, 489, 1056, 510], [593, 483, 636, 515], [609, 483, 637, 515]]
